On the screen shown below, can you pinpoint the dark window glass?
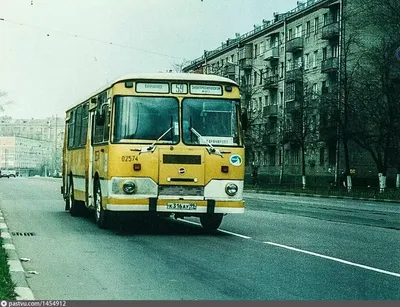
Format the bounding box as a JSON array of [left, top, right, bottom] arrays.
[[114, 96, 179, 143], [182, 98, 240, 146]]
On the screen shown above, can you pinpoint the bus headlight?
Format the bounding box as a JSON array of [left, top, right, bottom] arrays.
[[225, 183, 238, 196], [122, 180, 136, 194]]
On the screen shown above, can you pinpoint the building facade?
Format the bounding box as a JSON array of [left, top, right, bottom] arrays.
[[0, 136, 53, 176], [0, 116, 64, 176], [183, 0, 383, 186]]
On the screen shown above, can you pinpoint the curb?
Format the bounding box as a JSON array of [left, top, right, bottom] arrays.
[[0, 210, 35, 300], [244, 189, 400, 204]]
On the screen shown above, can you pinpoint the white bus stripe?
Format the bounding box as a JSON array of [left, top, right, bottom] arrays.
[[264, 241, 400, 278]]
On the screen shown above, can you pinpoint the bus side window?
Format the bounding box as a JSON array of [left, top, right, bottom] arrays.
[[93, 92, 110, 144]]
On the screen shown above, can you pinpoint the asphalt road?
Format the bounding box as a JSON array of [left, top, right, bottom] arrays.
[[0, 177, 399, 299]]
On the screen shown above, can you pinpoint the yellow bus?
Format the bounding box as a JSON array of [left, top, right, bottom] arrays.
[[61, 73, 245, 230]]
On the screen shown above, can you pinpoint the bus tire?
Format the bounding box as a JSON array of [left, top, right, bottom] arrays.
[[200, 213, 223, 231], [94, 179, 109, 229], [68, 177, 81, 217]]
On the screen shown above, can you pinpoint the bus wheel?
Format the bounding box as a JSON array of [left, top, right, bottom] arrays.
[[200, 213, 223, 231], [68, 177, 81, 217], [94, 179, 109, 229]]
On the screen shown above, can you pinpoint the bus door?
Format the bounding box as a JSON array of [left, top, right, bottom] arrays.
[[85, 110, 95, 209]]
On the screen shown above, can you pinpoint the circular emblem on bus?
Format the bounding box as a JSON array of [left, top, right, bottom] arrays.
[[178, 167, 186, 175], [230, 154, 242, 166]]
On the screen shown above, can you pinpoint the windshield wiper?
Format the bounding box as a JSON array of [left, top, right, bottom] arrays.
[[130, 127, 172, 154], [189, 127, 227, 157]]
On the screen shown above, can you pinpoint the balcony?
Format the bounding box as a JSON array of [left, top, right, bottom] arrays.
[[321, 57, 339, 73], [285, 68, 303, 83], [262, 133, 277, 145], [263, 105, 278, 117], [286, 37, 304, 53], [223, 64, 236, 76], [239, 58, 253, 70], [321, 22, 340, 40], [264, 47, 279, 61], [264, 75, 279, 89], [285, 100, 301, 112]]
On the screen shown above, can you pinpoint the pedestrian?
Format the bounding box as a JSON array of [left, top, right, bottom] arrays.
[[251, 165, 259, 187]]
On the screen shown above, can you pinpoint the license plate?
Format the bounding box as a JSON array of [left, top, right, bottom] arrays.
[[167, 203, 197, 210]]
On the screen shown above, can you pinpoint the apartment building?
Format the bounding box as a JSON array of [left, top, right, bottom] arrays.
[[0, 116, 64, 175], [183, 0, 383, 185], [0, 136, 52, 176]]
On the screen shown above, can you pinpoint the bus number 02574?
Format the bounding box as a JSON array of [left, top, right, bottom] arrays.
[[121, 156, 139, 162]]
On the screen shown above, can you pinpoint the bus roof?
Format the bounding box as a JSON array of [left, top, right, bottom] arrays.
[[67, 73, 239, 113]]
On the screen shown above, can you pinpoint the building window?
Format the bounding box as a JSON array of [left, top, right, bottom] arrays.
[[304, 53, 309, 70], [313, 50, 318, 68], [258, 97, 262, 111], [312, 83, 318, 99], [332, 44, 339, 58], [296, 25, 302, 38], [333, 8, 339, 23], [323, 13, 328, 26], [288, 29, 293, 40], [314, 17, 319, 34], [322, 47, 327, 60], [265, 95, 269, 106], [286, 83, 296, 101], [254, 44, 258, 58], [280, 62, 284, 78], [253, 71, 257, 86], [306, 21, 311, 37], [259, 70, 263, 85]]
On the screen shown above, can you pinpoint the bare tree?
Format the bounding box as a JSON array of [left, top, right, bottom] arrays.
[[171, 60, 190, 73], [282, 73, 321, 189], [0, 91, 13, 114]]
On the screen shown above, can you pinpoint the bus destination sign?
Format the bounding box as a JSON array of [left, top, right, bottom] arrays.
[[190, 84, 222, 95], [136, 82, 169, 93]]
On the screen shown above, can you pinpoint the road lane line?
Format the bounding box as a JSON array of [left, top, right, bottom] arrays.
[[264, 241, 400, 278], [178, 219, 252, 239]]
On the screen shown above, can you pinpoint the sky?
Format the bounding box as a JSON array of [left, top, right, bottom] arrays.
[[0, 0, 297, 119]]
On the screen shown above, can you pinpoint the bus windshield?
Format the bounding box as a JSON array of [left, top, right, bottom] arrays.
[[114, 96, 179, 143], [182, 98, 240, 146]]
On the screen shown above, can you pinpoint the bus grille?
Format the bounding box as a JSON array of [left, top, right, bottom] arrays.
[[163, 154, 202, 165], [159, 185, 204, 196]]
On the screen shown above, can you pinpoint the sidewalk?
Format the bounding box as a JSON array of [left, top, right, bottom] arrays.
[[0, 209, 35, 300], [244, 188, 400, 205]]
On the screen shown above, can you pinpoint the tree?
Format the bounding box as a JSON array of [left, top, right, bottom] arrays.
[[171, 60, 190, 73], [0, 91, 13, 114], [283, 75, 320, 189], [345, 0, 400, 192]]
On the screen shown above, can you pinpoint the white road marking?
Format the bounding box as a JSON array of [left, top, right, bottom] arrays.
[[0, 223, 7, 229], [264, 241, 400, 278], [178, 219, 252, 239]]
